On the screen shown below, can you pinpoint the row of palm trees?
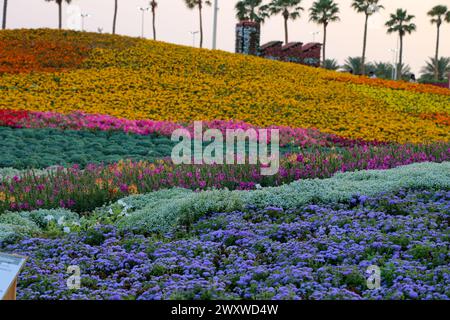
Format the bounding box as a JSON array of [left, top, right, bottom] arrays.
[[1, 0, 450, 80], [235, 0, 450, 80], [326, 56, 450, 82]]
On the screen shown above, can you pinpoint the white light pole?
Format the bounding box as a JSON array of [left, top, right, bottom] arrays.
[[212, 0, 219, 49], [388, 48, 398, 80], [310, 31, 320, 42], [138, 6, 150, 38], [80, 13, 91, 32], [190, 31, 199, 47]]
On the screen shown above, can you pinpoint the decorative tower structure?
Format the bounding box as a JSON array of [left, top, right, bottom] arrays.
[[235, 21, 260, 56]]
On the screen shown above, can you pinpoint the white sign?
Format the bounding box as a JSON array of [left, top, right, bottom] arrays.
[[0, 253, 27, 300]]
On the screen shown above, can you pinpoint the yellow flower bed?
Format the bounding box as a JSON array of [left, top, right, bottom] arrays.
[[0, 30, 449, 143]]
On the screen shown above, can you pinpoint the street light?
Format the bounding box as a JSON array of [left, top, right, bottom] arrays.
[[388, 34, 401, 80], [212, 0, 219, 49], [190, 31, 199, 47], [388, 48, 398, 80], [310, 31, 320, 42], [138, 6, 150, 38], [80, 13, 91, 32]]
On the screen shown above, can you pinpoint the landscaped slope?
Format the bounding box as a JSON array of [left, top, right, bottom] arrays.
[[0, 29, 449, 143]]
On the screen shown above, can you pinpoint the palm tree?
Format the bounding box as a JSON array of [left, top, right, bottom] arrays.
[[385, 9, 416, 80], [342, 56, 374, 75], [309, 0, 340, 66], [267, 0, 304, 45], [373, 61, 394, 79], [184, 0, 211, 48], [372, 61, 410, 80], [351, 0, 384, 75], [45, 0, 72, 30], [323, 58, 339, 70], [420, 57, 450, 82], [112, 0, 118, 34], [427, 5, 450, 81], [2, 0, 7, 29], [235, 0, 268, 23], [150, 0, 158, 40]]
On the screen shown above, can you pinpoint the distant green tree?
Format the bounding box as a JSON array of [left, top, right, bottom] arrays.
[[385, 9, 416, 80], [235, 0, 268, 23], [45, 0, 73, 30], [351, 0, 384, 75], [309, 0, 340, 66], [372, 61, 394, 79], [184, 0, 212, 48], [323, 58, 339, 70], [427, 5, 450, 80], [342, 56, 374, 75], [420, 57, 450, 82], [267, 0, 304, 44]]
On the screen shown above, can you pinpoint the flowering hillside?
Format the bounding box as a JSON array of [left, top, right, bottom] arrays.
[[0, 29, 449, 143]]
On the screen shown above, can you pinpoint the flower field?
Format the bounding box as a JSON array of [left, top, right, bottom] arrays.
[[0, 29, 449, 300], [1, 29, 449, 143]]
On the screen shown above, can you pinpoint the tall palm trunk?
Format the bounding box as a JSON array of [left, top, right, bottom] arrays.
[[112, 0, 118, 34], [397, 34, 403, 80], [284, 17, 289, 44], [283, 10, 289, 44], [434, 24, 440, 80], [2, 0, 7, 30], [322, 23, 327, 66], [152, 6, 156, 40], [58, 1, 62, 29], [361, 14, 369, 75], [198, 3, 203, 48]]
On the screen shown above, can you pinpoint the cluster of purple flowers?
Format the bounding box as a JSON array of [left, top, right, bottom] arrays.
[[3, 189, 449, 300]]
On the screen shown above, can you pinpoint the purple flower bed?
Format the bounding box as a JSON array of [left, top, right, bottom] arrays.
[[3, 189, 450, 300]]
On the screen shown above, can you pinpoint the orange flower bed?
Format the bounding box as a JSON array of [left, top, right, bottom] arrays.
[[0, 29, 142, 74], [0, 39, 89, 73], [323, 71, 450, 96], [419, 113, 450, 126]]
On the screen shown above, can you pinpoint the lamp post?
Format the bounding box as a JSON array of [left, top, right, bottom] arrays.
[[190, 31, 199, 47], [138, 6, 150, 38], [80, 13, 91, 32], [310, 31, 320, 42], [388, 48, 398, 80], [212, 0, 219, 49]]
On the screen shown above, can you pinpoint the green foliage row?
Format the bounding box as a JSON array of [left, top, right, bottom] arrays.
[[0, 127, 176, 169], [0, 127, 297, 169]]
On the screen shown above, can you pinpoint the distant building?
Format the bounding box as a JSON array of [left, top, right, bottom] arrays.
[[235, 21, 322, 67]]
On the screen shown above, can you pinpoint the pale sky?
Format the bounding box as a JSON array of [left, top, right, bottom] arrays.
[[2, 0, 450, 74]]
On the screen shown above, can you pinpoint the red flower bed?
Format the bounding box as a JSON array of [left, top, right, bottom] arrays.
[[0, 109, 29, 127]]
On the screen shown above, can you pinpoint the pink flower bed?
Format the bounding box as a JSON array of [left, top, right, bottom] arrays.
[[3, 109, 381, 147]]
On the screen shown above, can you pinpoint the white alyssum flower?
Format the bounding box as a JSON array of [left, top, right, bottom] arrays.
[[57, 217, 65, 226]]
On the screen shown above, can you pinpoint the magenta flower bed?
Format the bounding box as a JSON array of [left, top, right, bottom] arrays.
[[8, 110, 381, 147]]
